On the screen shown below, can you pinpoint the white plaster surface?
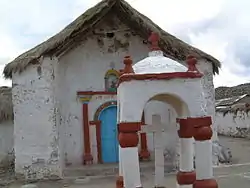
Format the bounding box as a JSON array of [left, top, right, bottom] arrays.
[[196, 61, 217, 141], [10, 11, 217, 179], [216, 111, 250, 138], [195, 140, 213, 180], [12, 57, 62, 179], [118, 78, 206, 122], [152, 115, 165, 187], [118, 146, 123, 176], [133, 50, 188, 74], [0, 121, 14, 166], [57, 16, 149, 166], [144, 100, 178, 157], [121, 147, 141, 188], [179, 138, 194, 172]]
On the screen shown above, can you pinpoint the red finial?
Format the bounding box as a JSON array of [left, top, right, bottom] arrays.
[[123, 56, 134, 74], [148, 32, 161, 51], [186, 55, 199, 73]]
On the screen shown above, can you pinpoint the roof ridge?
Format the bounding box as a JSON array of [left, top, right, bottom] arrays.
[[3, 0, 220, 79]]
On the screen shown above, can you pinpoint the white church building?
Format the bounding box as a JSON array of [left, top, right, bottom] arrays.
[[3, 0, 221, 180]]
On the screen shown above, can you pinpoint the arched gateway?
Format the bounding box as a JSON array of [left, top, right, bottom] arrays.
[[116, 33, 218, 188]]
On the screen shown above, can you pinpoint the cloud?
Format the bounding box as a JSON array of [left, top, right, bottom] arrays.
[[162, 0, 250, 87], [0, 0, 250, 88]]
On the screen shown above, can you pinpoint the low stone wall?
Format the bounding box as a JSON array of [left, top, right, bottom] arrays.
[[0, 122, 14, 169], [215, 110, 250, 138]]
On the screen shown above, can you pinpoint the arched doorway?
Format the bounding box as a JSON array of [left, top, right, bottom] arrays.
[[98, 105, 119, 163]]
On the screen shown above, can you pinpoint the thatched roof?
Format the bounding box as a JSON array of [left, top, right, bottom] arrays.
[[3, 0, 221, 79], [215, 94, 248, 107], [0, 86, 13, 123], [216, 103, 250, 114]]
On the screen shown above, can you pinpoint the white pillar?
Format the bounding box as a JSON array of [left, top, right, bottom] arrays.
[[195, 140, 213, 180], [116, 146, 124, 188], [152, 115, 165, 187], [176, 118, 196, 188], [118, 122, 142, 188], [193, 116, 218, 188], [121, 147, 142, 188], [177, 138, 195, 188], [119, 146, 123, 176]]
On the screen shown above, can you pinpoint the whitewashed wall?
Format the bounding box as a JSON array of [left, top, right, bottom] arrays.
[[57, 14, 149, 166], [216, 110, 250, 138], [12, 12, 216, 175], [144, 101, 178, 165], [0, 121, 14, 167], [57, 12, 216, 166], [12, 57, 62, 179]]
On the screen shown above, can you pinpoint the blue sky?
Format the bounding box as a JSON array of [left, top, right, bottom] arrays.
[[1, 0, 250, 87]]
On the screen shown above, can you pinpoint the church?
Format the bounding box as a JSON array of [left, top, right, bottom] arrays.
[[3, 0, 220, 180]]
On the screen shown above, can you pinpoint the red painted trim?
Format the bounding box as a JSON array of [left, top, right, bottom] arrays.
[[178, 118, 195, 138], [82, 103, 93, 164], [193, 179, 218, 188], [77, 91, 117, 96], [118, 72, 203, 85], [89, 121, 102, 163], [116, 176, 124, 188], [177, 171, 196, 185], [139, 111, 150, 161], [118, 122, 141, 132], [93, 101, 117, 121]]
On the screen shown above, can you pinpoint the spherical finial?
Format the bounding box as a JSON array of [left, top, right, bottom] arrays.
[[148, 32, 161, 51], [186, 55, 199, 73], [123, 55, 134, 74]]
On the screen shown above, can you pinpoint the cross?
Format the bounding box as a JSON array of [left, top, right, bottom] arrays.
[[140, 114, 165, 187], [148, 32, 160, 51]]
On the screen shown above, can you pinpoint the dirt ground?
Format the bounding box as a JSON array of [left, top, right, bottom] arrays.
[[218, 135, 250, 164], [4, 135, 250, 188]]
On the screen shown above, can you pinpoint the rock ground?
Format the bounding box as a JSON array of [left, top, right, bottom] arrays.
[[2, 135, 250, 188]]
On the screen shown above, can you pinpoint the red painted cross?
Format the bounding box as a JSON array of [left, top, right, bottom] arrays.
[[148, 32, 160, 51]]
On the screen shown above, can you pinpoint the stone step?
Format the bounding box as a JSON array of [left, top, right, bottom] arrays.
[[63, 162, 176, 178]]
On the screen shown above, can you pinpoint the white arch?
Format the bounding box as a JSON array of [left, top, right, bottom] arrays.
[[118, 78, 207, 123]]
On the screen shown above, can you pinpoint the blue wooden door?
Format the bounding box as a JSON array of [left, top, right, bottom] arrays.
[[99, 105, 118, 163]]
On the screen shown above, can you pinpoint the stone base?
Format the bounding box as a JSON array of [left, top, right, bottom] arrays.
[[83, 153, 93, 165], [139, 150, 150, 161], [212, 140, 232, 165], [15, 164, 62, 180], [116, 176, 124, 188]]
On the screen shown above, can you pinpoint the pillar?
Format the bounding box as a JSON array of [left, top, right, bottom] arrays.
[[176, 118, 196, 188], [118, 122, 142, 188], [139, 133, 150, 160], [192, 117, 218, 188], [82, 103, 93, 164], [139, 112, 150, 161], [153, 115, 165, 188], [116, 146, 124, 188]]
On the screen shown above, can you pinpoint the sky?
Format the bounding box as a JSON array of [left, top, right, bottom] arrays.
[[1, 0, 250, 88]]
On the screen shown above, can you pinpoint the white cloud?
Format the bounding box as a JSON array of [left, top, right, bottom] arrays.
[[0, 0, 249, 87]]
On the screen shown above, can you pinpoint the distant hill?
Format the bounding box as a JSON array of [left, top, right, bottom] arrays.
[[215, 83, 250, 100]]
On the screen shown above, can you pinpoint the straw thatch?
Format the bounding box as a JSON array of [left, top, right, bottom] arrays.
[[215, 94, 248, 107], [0, 86, 13, 123], [3, 0, 221, 79]]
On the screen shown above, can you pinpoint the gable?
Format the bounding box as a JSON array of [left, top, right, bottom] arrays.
[[3, 0, 221, 79]]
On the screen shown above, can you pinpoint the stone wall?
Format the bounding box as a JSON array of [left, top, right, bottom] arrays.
[[216, 110, 250, 138], [0, 121, 14, 168]]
